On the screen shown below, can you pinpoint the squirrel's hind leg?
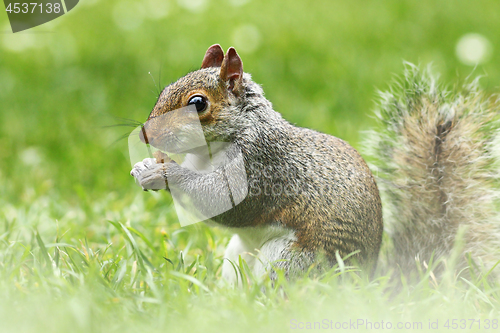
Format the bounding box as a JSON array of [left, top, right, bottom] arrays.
[[221, 228, 315, 284]]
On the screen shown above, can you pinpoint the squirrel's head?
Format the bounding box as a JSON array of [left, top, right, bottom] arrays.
[[140, 44, 256, 152]]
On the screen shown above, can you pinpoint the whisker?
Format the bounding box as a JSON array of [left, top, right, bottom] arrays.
[[159, 64, 163, 95], [101, 116, 145, 152], [113, 117, 144, 126], [149, 71, 161, 97], [102, 123, 142, 129], [103, 132, 136, 152]]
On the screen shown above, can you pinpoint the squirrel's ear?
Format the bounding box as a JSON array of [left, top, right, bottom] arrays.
[[220, 47, 243, 93], [201, 44, 224, 69]]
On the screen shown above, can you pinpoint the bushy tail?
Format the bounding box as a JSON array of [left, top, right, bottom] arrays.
[[365, 63, 500, 277]]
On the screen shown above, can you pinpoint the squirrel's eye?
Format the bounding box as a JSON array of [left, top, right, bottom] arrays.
[[188, 95, 208, 113]]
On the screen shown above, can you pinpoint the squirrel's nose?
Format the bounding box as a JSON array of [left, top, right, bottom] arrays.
[[139, 126, 149, 144]]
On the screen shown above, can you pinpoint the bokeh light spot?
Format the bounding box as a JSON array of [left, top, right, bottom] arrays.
[[112, 1, 145, 31], [232, 25, 261, 54], [145, 0, 170, 19], [456, 33, 493, 66], [177, 0, 208, 13]]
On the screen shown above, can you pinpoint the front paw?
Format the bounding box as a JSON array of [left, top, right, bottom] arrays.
[[130, 158, 169, 191]]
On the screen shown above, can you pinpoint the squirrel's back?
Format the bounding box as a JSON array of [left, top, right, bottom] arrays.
[[252, 124, 384, 268]]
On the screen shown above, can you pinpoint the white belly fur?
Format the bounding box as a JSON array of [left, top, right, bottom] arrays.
[[221, 225, 297, 284]]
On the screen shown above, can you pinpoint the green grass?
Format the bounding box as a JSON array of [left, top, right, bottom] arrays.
[[2, 0, 500, 332], [2, 210, 500, 333]]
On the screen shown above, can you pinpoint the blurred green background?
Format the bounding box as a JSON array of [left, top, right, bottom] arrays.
[[1, 0, 499, 203], [1, 0, 500, 332]]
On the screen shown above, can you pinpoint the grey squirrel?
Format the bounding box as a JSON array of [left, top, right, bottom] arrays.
[[130, 45, 500, 282]]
